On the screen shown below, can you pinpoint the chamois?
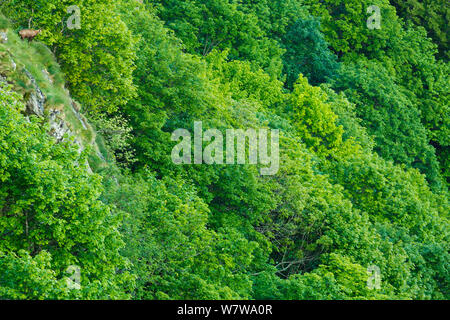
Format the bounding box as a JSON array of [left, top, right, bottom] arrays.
[[19, 29, 41, 42]]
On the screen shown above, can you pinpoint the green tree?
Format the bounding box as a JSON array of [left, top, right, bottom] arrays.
[[331, 60, 442, 188], [151, 0, 284, 78], [305, 0, 400, 59], [100, 168, 259, 299], [290, 75, 345, 158], [0, 85, 131, 299], [0, 250, 74, 299], [389, 0, 449, 60], [326, 150, 449, 299], [1, 0, 137, 112], [282, 17, 339, 88]]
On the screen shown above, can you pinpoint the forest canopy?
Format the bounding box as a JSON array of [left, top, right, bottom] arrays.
[[0, 0, 448, 300]]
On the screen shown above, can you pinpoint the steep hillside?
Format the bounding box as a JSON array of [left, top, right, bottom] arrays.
[[0, 1, 448, 301], [0, 15, 130, 299], [0, 15, 106, 170]]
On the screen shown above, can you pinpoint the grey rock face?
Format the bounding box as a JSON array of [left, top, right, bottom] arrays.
[[10, 58, 16, 71], [49, 109, 70, 142], [0, 31, 7, 43], [2, 43, 95, 173], [23, 69, 45, 117], [71, 101, 88, 130]]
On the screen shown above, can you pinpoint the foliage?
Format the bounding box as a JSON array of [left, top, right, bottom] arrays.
[[389, 0, 449, 60], [331, 60, 442, 188], [0, 250, 73, 299], [0, 85, 131, 299], [290, 75, 345, 157], [282, 17, 339, 88], [0, 0, 137, 112], [151, 0, 285, 78], [0, 0, 448, 301]]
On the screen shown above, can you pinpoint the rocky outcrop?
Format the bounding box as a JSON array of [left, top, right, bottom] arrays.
[[1, 28, 100, 173], [22, 69, 92, 173], [0, 31, 7, 43], [71, 101, 88, 130], [23, 69, 45, 117], [48, 109, 70, 142]]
